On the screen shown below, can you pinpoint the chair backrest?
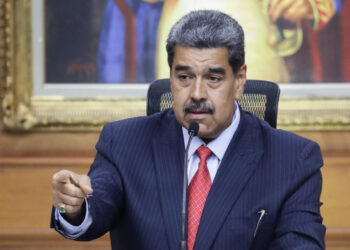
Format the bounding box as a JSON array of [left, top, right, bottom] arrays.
[[146, 79, 280, 128]]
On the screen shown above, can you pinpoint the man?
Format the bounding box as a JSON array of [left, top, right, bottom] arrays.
[[51, 10, 325, 249]]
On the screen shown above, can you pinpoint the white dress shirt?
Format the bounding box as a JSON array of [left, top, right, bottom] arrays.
[[182, 102, 240, 184], [56, 102, 241, 236]]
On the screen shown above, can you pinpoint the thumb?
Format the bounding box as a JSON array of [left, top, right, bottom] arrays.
[[69, 173, 93, 195]]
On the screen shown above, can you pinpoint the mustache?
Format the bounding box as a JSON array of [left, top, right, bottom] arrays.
[[183, 101, 215, 114]]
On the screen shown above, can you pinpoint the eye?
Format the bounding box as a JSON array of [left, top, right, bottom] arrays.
[[207, 75, 222, 83], [177, 74, 192, 81]]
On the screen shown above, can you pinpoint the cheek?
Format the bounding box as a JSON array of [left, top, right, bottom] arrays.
[[211, 95, 235, 119], [212, 91, 234, 108], [173, 88, 188, 107], [172, 94, 184, 114], [173, 99, 181, 113]]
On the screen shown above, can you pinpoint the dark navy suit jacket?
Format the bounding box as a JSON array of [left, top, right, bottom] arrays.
[[52, 108, 325, 249]]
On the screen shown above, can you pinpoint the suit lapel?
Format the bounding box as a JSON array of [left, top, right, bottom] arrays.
[[152, 111, 184, 250], [195, 111, 264, 249]]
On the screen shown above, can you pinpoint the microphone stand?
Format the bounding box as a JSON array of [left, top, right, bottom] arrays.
[[180, 123, 198, 250]]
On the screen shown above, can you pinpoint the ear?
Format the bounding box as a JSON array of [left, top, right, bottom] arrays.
[[234, 64, 247, 100], [170, 76, 175, 94]]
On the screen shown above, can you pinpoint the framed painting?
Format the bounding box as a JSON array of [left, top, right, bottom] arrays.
[[1, 0, 349, 131]]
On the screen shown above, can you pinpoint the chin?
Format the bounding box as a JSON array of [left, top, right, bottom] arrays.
[[197, 130, 215, 140]]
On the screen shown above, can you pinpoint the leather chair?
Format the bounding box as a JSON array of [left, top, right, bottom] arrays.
[[146, 79, 280, 128]]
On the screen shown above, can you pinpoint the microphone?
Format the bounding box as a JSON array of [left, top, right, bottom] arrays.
[[188, 122, 199, 137], [180, 122, 199, 250]]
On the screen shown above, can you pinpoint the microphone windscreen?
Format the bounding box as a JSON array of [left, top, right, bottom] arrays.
[[188, 122, 199, 136]]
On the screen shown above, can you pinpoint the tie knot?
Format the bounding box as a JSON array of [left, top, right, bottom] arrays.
[[196, 145, 212, 161]]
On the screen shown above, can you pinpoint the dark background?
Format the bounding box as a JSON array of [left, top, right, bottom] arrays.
[[45, 0, 108, 83]]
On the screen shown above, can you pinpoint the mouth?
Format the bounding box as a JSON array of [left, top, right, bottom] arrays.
[[186, 110, 211, 119], [188, 109, 210, 114]]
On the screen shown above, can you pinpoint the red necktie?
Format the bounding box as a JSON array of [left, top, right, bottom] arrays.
[[187, 146, 212, 250]]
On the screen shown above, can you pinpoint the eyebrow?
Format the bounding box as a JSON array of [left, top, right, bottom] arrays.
[[207, 67, 226, 75], [173, 65, 226, 75], [174, 65, 192, 72]]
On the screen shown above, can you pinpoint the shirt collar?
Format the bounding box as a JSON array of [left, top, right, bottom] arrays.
[[182, 102, 240, 161]]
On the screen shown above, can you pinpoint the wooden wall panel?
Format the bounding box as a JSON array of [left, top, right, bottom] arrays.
[[0, 129, 350, 249], [0, 231, 110, 250], [0, 164, 88, 228], [321, 159, 350, 227]]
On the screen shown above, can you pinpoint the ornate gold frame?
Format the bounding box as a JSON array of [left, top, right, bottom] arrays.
[[1, 0, 350, 132]]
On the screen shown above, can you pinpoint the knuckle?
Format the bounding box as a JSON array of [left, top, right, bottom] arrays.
[[52, 169, 69, 182], [52, 180, 61, 190], [73, 188, 82, 198], [52, 189, 57, 197], [62, 184, 73, 196], [52, 194, 60, 204], [56, 191, 64, 201], [52, 173, 59, 182]]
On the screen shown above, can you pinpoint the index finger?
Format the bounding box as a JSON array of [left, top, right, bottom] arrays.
[[60, 183, 87, 198], [69, 173, 93, 196], [52, 169, 75, 184]]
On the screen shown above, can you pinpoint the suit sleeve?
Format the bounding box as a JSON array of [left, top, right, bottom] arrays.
[[53, 123, 125, 241], [268, 141, 326, 250]]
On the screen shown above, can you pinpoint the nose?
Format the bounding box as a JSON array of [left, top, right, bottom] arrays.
[[190, 78, 207, 101]]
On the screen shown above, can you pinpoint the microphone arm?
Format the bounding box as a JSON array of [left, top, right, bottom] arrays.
[[180, 122, 199, 250]]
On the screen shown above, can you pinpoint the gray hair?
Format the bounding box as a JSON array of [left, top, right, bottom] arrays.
[[166, 10, 245, 75]]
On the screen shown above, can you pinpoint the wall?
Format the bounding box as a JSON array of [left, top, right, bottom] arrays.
[[0, 126, 349, 249]]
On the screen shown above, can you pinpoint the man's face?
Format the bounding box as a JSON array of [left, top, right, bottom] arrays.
[[170, 45, 246, 141]]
